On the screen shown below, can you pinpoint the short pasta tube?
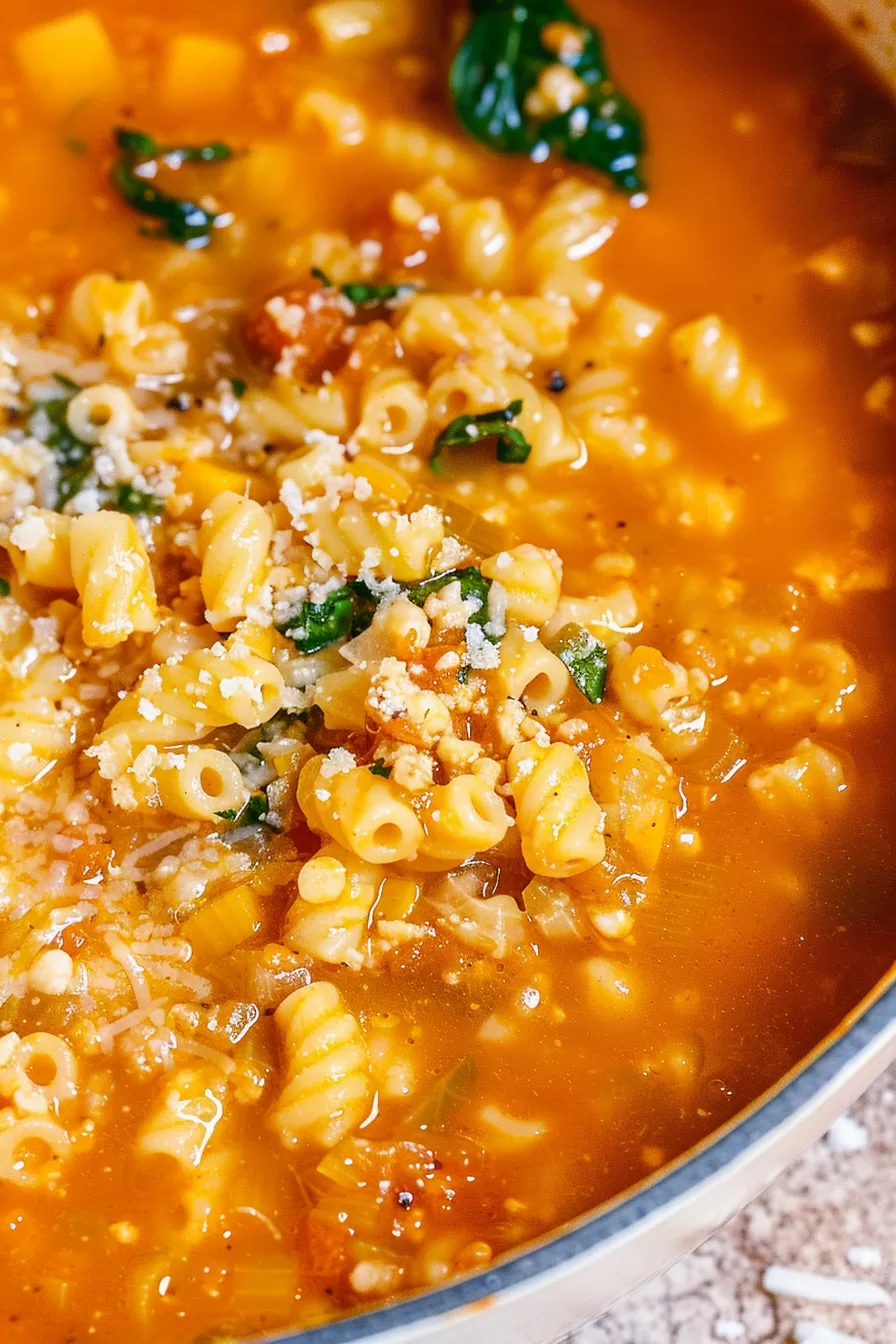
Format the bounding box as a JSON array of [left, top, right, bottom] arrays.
[[284, 842, 384, 967], [268, 981, 371, 1151], [199, 491, 273, 631], [496, 625, 571, 716], [155, 747, 248, 821], [298, 756, 423, 864], [508, 740, 606, 878], [412, 775, 510, 871], [70, 512, 158, 649], [352, 367, 428, 451]]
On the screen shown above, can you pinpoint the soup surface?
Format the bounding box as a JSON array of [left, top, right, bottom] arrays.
[[0, 0, 894, 1339]]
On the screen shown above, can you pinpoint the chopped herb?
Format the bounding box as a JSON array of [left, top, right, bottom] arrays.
[[552, 621, 608, 703], [0, 578, 10, 597], [430, 399, 530, 472], [114, 483, 164, 516], [406, 565, 492, 628], [457, 665, 470, 684], [110, 127, 234, 248], [242, 792, 271, 826], [230, 377, 247, 399], [408, 1055, 477, 1131], [217, 791, 274, 828], [310, 267, 416, 306], [167, 392, 192, 412], [449, 0, 646, 195], [29, 381, 94, 507], [369, 759, 392, 778]]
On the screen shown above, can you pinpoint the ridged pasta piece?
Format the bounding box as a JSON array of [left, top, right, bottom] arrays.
[[541, 586, 641, 649], [68, 271, 153, 346], [3, 507, 74, 591], [508, 740, 606, 878], [268, 981, 371, 1150], [199, 490, 273, 631], [496, 624, 571, 716], [445, 196, 514, 289], [669, 314, 787, 430], [284, 842, 384, 968], [747, 737, 846, 831], [66, 383, 142, 445], [411, 775, 510, 871], [298, 755, 423, 864], [0, 1030, 78, 1113], [562, 367, 675, 470], [95, 641, 285, 754], [303, 498, 444, 582], [137, 1067, 227, 1172], [70, 511, 158, 649], [399, 295, 575, 370], [427, 354, 582, 470], [480, 544, 562, 626], [352, 367, 428, 452], [518, 179, 615, 310]]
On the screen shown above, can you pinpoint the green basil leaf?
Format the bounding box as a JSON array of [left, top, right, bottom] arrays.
[[369, 759, 392, 778], [230, 377, 247, 398], [405, 566, 492, 628], [0, 578, 10, 597], [450, 0, 646, 195], [28, 382, 94, 507], [430, 399, 530, 471], [309, 267, 416, 306], [276, 588, 355, 654], [111, 126, 234, 249], [214, 809, 237, 821], [552, 620, 608, 702]]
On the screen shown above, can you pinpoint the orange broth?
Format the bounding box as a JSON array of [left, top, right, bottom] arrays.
[[0, 0, 893, 1340]]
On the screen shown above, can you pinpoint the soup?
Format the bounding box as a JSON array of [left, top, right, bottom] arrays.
[[0, 0, 894, 1339]]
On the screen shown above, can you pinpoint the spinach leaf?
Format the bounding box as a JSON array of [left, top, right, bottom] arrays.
[[28, 381, 94, 506], [111, 127, 234, 248], [369, 759, 392, 778], [430, 398, 530, 471], [450, 0, 645, 195], [310, 267, 416, 306], [552, 620, 608, 702], [277, 587, 355, 654], [114, 483, 164, 517], [405, 566, 492, 628]]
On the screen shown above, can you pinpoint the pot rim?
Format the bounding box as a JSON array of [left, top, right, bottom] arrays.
[[266, 971, 896, 1344]]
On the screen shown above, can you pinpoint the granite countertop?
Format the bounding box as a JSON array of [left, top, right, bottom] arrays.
[[572, 1064, 896, 1344]]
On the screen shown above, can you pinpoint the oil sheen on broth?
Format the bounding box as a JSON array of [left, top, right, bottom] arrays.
[[0, 0, 894, 1340]]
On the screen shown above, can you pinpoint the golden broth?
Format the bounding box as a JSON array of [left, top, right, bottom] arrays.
[[0, 0, 893, 1340]]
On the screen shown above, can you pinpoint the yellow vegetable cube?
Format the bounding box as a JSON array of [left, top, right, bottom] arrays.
[[14, 11, 121, 116], [159, 33, 247, 111]]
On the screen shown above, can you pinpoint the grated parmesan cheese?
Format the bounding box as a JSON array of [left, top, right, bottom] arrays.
[[762, 1265, 891, 1307], [826, 1113, 868, 1153]]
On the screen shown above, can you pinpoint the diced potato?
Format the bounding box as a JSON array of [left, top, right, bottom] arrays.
[[14, 11, 121, 116], [160, 33, 246, 110]]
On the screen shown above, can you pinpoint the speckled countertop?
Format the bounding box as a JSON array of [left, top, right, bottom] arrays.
[[569, 1065, 896, 1344]]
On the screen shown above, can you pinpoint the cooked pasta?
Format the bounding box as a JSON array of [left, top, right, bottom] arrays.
[[70, 511, 158, 648], [284, 842, 383, 967], [198, 490, 273, 631], [268, 982, 371, 1150], [508, 740, 606, 878], [669, 314, 788, 430], [298, 755, 424, 863]]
